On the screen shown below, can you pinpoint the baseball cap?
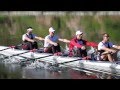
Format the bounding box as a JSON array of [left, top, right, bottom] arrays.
[[49, 27, 55, 32], [27, 27, 33, 31], [76, 31, 83, 35]]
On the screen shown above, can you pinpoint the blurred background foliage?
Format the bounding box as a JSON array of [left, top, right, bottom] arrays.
[[0, 12, 120, 48]]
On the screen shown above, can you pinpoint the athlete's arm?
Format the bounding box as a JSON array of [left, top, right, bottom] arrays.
[[35, 36, 44, 41], [86, 41, 98, 47], [46, 38, 58, 46], [23, 35, 34, 43], [112, 45, 120, 50], [58, 38, 70, 43], [70, 39, 82, 48], [98, 42, 116, 53]]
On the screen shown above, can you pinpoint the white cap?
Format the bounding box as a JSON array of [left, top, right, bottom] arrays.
[[76, 31, 83, 35], [49, 27, 55, 32], [27, 28, 33, 31]]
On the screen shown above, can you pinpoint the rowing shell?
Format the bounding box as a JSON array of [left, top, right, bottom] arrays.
[[0, 46, 120, 76]]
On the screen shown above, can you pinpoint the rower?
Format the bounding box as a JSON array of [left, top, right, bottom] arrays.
[[44, 27, 70, 55], [22, 27, 44, 50], [69, 30, 98, 58], [98, 33, 120, 62]]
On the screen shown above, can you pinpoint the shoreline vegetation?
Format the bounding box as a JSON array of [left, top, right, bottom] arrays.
[[0, 11, 120, 48], [1, 11, 120, 16]]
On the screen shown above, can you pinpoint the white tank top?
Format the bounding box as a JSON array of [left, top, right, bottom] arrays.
[[44, 35, 59, 47]]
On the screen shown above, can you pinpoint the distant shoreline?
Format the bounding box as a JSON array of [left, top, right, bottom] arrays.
[[0, 11, 120, 16]]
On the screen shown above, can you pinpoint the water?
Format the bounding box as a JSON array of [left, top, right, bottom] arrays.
[[0, 59, 98, 79], [0, 58, 120, 79]]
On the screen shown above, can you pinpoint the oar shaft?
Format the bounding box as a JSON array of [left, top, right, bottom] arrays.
[[51, 58, 82, 66], [0, 47, 11, 51], [4, 51, 30, 59], [20, 54, 53, 62], [0, 45, 18, 51], [12, 51, 30, 56]]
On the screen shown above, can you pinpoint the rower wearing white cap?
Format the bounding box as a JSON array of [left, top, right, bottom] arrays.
[[69, 30, 98, 58], [22, 27, 44, 50], [44, 27, 70, 54]]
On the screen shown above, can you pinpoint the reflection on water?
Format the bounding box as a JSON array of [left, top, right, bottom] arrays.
[[0, 63, 22, 79], [0, 60, 120, 79], [0, 62, 98, 79]]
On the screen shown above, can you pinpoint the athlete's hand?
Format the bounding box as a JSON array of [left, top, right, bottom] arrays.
[[31, 40, 35, 43], [53, 43, 58, 46], [110, 49, 116, 53], [81, 46, 86, 50], [92, 46, 98, 52]]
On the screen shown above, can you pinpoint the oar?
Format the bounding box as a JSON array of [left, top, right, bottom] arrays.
[[50, 58, 83, 66], [0, 46, 15, 51], [0, 44, 24, 52], [20, 54, 53, 62], [0, 47, 11, 51], [3, 49, 36, 59]]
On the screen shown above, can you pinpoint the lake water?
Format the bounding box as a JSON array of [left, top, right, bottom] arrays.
[[0, 58, 119, 79], [0, 62, 97, 79]]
